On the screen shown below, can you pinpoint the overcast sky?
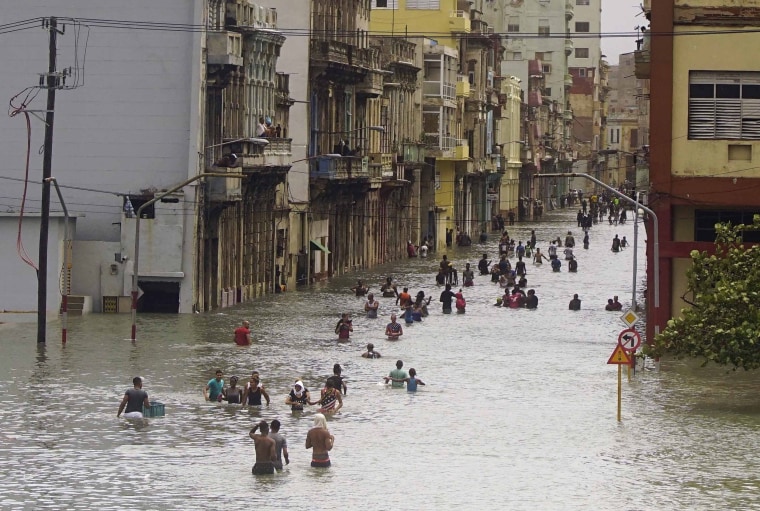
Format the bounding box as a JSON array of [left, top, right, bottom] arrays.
[[601, 2, 646, 64]]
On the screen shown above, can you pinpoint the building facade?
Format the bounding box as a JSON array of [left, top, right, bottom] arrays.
[[0, 1, 207, 314], [644, 0, 760, 339]]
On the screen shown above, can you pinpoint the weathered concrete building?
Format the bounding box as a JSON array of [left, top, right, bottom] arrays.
[[309, 0, 417, 280]]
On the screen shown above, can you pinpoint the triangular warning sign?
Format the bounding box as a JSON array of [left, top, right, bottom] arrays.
[[607, 344, 632, 365]]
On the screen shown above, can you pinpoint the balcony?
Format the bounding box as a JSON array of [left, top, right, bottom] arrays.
[[208, 166, 243, 202], [356, 69, 384, 98], [369, 153, 394, 179], [634, 50, 650, 79], [565, 0, 574, 20], [449, 11, 471, 33], [634, 33, 651, 80], [207, 32, 243, 67], [399, 142, 426, 167], [453, 139, 469, 160], [423, 81, 456, 101], [423, 134, 455, 155], [456, 75, 471, 97], [564, 73, 574, 89], [239, 138, 292, 170], [310, 156, 369, 181], [225, 1, 277, 29], [380, 38, 418, 69], [564, 38, 574, 57], [563, 110, 573, 122], [310, 39, 371, 79]]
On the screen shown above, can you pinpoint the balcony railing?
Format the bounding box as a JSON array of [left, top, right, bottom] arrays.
[[205, 138, 292, 172], [423, 81, 456, 100], [400, 142, 426, 164], [207, 31, 243, 67], [310, 156, 369, 180], [449, 11, 471, 33], [310, 39, 370, 70], [225, 0, 277, 29], [423, 134, 455, 152]]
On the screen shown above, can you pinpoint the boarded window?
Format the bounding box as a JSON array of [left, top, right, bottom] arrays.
[[689, 71, 760, 140]]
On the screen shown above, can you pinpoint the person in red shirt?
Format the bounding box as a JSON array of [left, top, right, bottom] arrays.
[[234, 320, 251, 346]]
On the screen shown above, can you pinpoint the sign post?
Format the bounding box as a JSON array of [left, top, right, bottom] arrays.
[[608, 344, 631, 422]]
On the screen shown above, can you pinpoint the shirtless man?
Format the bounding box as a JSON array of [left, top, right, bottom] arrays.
[[249, 421, 277, 475], [305, 413, 334, 468]]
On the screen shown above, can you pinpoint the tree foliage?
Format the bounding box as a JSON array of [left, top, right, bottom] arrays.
[[652, 215, 760, 370]]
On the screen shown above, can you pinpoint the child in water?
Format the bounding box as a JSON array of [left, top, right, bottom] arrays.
[[455, 290, 466, 313]]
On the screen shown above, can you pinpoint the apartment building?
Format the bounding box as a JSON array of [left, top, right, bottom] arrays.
[[643, 0, 760, 339]]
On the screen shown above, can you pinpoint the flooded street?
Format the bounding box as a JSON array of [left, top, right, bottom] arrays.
[[2, 208, 760, 510]]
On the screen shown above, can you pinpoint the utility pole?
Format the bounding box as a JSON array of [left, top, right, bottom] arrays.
[[38, 17, 61, 344]]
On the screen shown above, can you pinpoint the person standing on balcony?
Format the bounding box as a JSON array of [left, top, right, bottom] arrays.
[[256, 117, 267, 137]]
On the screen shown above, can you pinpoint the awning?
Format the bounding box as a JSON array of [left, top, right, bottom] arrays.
[[310, 240, 331, 254]]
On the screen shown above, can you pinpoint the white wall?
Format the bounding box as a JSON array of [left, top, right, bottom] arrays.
[[72, 240, 121, 312], [0, 215, 71, 313], [0, 1, 205, 312]]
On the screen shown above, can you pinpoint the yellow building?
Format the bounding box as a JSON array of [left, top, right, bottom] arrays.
[[497, 76, 523, 217]]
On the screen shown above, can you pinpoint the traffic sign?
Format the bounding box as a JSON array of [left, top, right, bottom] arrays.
[[607, 344, 632, 365], [617, 328, 642, 352], [620, 308, 639, 328]]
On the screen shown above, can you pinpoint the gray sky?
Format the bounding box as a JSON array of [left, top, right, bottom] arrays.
[[601, 1, 646, 64]]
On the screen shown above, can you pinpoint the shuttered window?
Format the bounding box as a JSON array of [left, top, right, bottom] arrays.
[[406, 0, 440, 9], [689, 71, 760, 140]]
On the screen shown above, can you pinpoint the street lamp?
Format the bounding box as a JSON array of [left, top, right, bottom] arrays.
[[535, 172, 660, 337], [130, 171, 244, 342]]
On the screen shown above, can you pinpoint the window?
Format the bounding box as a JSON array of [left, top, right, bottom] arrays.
[[535, 52, 552, 62], [538, 19, 550, 37], [575, 22, 589, 32], [507, 16, 519, 32], [542, 64, 552, 74], [610, 128, 620, 144], [575, 48, 589, 58], [695, 210, 760, 242], [578, 68, 587, 77], [544, 87, 552, 97], [576, 0, 590, 5], [508, 51, 522, 61], [406, 0, 439, 8], [689, 71, 760, 140]]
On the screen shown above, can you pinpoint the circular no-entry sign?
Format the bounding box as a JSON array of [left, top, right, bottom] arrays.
[[618, 328, 642, 352]]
